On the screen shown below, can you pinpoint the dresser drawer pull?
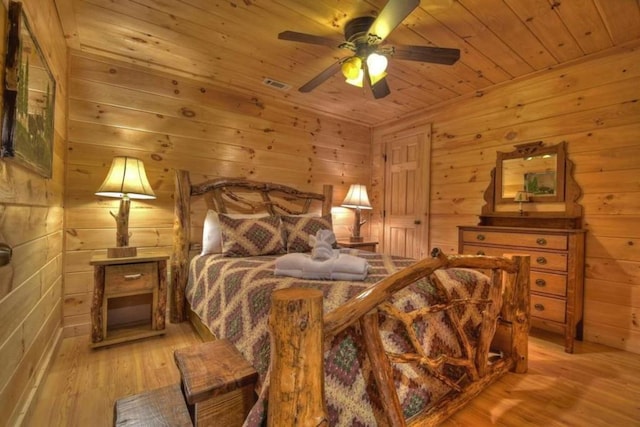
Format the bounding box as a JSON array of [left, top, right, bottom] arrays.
[[536, 238, 547, 246], [476, 250, 485, 256], [535, 279, 546, 287], [476, 234, 485, 241], [124, 273, 143, 281], [534, 303, 545, 311], [536, 256, 547, 265]]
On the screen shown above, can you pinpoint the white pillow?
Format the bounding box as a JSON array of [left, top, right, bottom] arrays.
[[201, 211, 269, 255]]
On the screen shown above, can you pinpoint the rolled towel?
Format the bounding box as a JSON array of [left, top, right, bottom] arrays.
[[275, 252, 369, 281], [310, 229, 337, 261]]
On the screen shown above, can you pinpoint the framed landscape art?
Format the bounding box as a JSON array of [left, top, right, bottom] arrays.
[[1, 1, 56, 178]]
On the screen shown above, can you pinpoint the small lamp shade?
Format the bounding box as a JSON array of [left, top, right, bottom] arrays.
[[342, 184, 372, 242], [96, 156, 155, 258], [96, 156, 156, 200], [514, 191, 529, 203], [341, 184, 372, 210]]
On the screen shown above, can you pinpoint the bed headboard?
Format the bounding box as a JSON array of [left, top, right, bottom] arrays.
[[170, 170, 333, 322]]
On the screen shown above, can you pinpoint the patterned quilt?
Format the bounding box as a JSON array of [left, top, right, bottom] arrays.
[[186, 250, 491, 426]]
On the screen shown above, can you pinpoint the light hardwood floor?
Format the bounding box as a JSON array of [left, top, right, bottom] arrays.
[[25, 325, 639, 426]]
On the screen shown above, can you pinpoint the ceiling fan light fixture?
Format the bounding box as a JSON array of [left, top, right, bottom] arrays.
[[341, 57, 362, 80], [369, 71, 387, 85], [345, 68, 364, 87], [366, 53, 388, 77]]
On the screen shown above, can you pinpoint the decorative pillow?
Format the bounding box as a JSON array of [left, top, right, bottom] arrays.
[[218, 214, 285, 257], [201, 211, 269, 255], [281, 214, 334, 253]]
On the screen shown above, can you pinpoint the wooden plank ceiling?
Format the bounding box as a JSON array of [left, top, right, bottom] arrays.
[[55, 0, 640, 126]]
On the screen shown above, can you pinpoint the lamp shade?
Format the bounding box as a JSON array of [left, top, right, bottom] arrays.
[[95, 156, 156, 200], [341, 184, 372, 209], [366, 53, 388, 77], [514, 190, 529, 203]]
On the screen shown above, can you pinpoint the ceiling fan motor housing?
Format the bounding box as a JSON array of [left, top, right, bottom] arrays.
[[344, 16, 376, 43]]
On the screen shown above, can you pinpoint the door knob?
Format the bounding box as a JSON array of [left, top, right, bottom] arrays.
[[414, 219, 421, 225]]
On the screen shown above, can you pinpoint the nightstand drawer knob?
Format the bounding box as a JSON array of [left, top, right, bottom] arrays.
[[476, 250, 485, 255], [124, 273, 143, 281], [536, 238, 547, 246], [534, 303, 545, 311], [535, 279, 547, 287], [476, 234, 485, 241], [536, 257, 547, 265]]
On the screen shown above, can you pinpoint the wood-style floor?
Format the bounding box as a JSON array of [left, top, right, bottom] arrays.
[[25, 324, 639, 426]]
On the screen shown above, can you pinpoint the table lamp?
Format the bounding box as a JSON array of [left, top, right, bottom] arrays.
[[341, 184, 372, 242], [95, 156, 156, 258], [514, 190, 530, 216]]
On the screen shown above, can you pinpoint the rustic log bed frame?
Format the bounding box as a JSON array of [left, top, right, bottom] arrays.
[[171, 170, 531, 426]]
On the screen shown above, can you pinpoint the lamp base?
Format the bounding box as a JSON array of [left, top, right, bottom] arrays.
[[349, 236, 364, 243], [107, 246, 137, 258]]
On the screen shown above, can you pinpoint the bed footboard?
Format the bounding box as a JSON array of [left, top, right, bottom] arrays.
[[268, 252, 530, 426]]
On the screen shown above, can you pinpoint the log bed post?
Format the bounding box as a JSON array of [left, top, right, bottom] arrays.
[[502, 254, 531, 373], [268, 288, 328, 427], [171, 170, 191, 323]]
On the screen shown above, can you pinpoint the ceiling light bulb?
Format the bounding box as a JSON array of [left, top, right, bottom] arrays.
[[341, 57, 362, 80], [367, 53, 388, 77]]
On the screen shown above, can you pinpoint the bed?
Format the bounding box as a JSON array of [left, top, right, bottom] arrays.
[[170, 171, 531, 426]]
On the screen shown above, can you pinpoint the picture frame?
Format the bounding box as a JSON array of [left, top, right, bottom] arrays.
[[0, 1, 56, 178]]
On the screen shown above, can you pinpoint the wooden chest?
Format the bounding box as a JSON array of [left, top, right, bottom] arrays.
[[458, 225, 586, 353]]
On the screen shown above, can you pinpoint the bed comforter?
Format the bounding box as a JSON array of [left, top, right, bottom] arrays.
[[186, 249, 492, 426]]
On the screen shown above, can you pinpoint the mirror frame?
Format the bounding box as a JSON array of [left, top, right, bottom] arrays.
[[495, 141, 566, 204]]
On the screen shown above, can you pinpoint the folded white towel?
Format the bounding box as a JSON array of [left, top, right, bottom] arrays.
[[274, 252, 369, 281], [309, 229, 337, 261]]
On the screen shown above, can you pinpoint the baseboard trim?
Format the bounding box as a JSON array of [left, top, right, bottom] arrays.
[[13, 326, 64, 426]]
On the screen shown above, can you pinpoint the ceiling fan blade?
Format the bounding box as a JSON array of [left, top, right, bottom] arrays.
[[393, 45, 461, 65], [363, 66, 391, 99], [370, 76, 391, 99], [278, 31, 344, 49], [367, 0, 420, 43], [299, 58, 345, 93]]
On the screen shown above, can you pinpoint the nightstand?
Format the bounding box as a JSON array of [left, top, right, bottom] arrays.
[[337, 240, 378, 252], [90, 253, 169, 348]]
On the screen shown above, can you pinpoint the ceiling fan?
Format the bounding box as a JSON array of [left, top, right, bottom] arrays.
[[278, 0, 460, 99]]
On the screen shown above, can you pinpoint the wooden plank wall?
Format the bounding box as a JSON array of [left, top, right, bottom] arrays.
[[64, 52, 372, 336], [0, 0, 68, 423], [372, 40, 640, 354]]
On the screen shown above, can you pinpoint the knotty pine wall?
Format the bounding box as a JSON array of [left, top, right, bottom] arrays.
[[63, 51, 372, 337], [0, 0, 67, 423], [372, 40, 640, 353]]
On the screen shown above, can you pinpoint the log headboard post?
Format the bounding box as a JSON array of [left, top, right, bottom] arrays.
[[322, 184, 332, 216], [171, 169, 191, 323]]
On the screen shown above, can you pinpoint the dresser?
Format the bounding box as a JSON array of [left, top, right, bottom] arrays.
[[458, 225, 585, 353]]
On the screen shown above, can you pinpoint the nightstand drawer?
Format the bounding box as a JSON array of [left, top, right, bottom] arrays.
[[105, 262, 157, 296], [461, 230, 568, 250], [531, 271, 567, 297], [463, 245, 568, 272], [531, 294, 566, 323]]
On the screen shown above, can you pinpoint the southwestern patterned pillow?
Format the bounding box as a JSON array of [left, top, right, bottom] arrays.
[[219, 214, 285, 257], [281, 214, 334, 253]]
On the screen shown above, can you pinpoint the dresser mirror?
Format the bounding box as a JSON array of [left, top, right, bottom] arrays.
[[496, 141, 566, 204], [480, 140, 582, 229]]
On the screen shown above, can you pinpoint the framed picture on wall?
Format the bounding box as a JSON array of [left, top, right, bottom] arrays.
[[0, 1, 56, 178]]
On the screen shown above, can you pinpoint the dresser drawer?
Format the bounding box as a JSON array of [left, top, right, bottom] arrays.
[[462, 244, 568, 272], [531, 294, 566, 323], [461, 230, 567, 250], [105, 262, 157, 296], [531, 271, 567, 297]]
